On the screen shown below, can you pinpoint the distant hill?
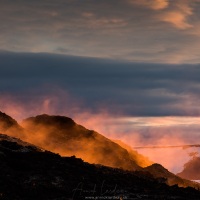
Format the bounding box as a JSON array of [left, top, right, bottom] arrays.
[[177, 156, 200, 180], [1, 133, 200, 200], [143, 163, 199, 188]]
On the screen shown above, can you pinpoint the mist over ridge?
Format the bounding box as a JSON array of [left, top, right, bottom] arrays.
[[1, 110, 200, 189]]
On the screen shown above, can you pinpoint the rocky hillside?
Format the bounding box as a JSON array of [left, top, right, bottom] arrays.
[[143, 163, 199, 189], [22, 114, 142, 171], [1, 134, 200, 200], [1, 111, 200, 189]]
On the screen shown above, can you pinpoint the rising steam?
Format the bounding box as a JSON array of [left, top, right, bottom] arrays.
[[0, 90, 199, 173]]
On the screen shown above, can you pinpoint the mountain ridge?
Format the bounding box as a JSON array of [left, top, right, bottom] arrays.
[[0, 111, 199, 189], [21, 114, 142, 171]]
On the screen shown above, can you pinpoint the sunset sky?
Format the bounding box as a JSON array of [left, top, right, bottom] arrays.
[[1, 0, 200, 63], [1, 0, 200, 171]]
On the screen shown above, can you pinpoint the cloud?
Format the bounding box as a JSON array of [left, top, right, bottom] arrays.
[[129, 0, 194, 29], [159, 0, 193, 29], [161, 11, 192, 29], [0, 0, 200, 63], [128, 0, 169, 10], [120, 117, 200, 127], [1, 51, 200, 118]]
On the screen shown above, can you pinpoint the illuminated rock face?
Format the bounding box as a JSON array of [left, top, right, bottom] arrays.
[[0, 112, 142, 171], [21, 114, 144, 171]]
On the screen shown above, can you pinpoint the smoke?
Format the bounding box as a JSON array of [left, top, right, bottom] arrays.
[[77, 116, 200, 173], [118, 125, 200, 173], [18, 116, 144, 171], [0, 90, 200, 173], [0, 88, 81, 121]]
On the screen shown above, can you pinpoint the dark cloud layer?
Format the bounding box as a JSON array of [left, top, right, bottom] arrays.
[[1, 51, 200, 116]]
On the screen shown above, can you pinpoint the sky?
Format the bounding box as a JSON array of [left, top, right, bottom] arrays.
[[1, 0, 200, 63], [1, 0, 200, 172]]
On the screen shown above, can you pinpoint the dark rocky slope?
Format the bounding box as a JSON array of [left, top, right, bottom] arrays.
[[143, 163, 199, 188], [1, 134, 200, 200]]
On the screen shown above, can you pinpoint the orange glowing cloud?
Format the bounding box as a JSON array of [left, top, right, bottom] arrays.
[[160, 10, 193, 29], [128, 0, 169, 10], [129, 0, 194, 29], [156, 0, 193, 29]]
